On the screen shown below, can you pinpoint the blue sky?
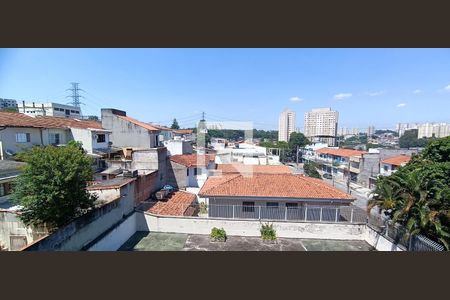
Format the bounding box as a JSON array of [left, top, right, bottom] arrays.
[[1, 48, 449, 130]]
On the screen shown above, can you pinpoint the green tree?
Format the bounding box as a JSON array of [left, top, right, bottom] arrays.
[[0, 107, 19, 112], [11, 141, 97, 230], [86, 115, 99, 121], [303, 161, 321, 179], [399, 129, 430, 148], [171, 118, 180, 129], [369, 136, 450, 249], [288, 132, 310, 149]]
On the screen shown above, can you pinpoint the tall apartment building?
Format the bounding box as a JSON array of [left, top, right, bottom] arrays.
[[367, 126, 375, 136], [418, 122, 450, 138], [18, 101, 82, 118], [304, 107, 338, 146], [396, 123, 419, 137], [0, 98, 18, 110], [278, 109, 296, 142]]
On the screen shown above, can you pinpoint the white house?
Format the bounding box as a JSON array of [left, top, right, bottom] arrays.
[[380, 154, 411, 176], [167, 154, 216, 189]]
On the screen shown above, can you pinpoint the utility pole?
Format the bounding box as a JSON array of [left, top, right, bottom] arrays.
[[347, 159, 351, 193], [296, 145, 299, 165]]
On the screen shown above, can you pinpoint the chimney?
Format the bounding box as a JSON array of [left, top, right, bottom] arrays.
[[42, 104, 46, 116], [22, 101, 25, 112], [32, 102, 35, 108]]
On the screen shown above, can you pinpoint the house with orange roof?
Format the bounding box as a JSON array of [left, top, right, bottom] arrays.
[[0, 111, 111, 158], [166, 154, 216, 189], [198, 173, 355, 221], [101, 108, 161, 149], [380, 154, 411, 176]]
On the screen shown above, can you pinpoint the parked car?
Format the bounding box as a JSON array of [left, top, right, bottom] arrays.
[[322, 173, 332, 179]]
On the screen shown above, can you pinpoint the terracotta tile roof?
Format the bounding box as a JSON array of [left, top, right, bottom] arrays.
[[199, 174, 354, 201], [116, 115, 160, 132], [382, 154, 411, 166], [317, 148, 367, 158], [0, 112, 103, 129], [148, 191, 197, 216], [170, 154, 216, 168], [216, 163, 291, 174]]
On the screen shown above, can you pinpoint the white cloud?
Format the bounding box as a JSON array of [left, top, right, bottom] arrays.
[[413, 89, 421, 94], [333, 93, 352, 100], [290, 96, 303, 102], [396, 103, 407, 108], [445, 84, 450, 91], [367, 91, 384, 97]]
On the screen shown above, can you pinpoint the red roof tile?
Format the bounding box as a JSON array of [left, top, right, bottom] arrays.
[[116, 115, 160, 132], [170, 154, 216, 168], [0, 112, 103, 129], [148, 191, 197, 216], [173, 129, 193, 135], [216, 163, 291, 174], [317, 148, 367, 157], [382, 154, 411, 166], [199, 174, 354, 201]]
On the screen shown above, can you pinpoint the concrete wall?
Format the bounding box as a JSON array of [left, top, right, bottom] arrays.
[[22, 182, 136, 251], [41, 128, 71, 146], [163, 140, 193, 156], [365, 225, 405, 251], [70, 127, 93, 153], [141, 212, 366, 240], [131, 148, 167, 190], [0, 127, 42, 157], [166, 160, 188, 189], [101, 109, 158, 148]]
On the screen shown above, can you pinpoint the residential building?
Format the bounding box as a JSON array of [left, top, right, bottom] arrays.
[[18, 101, 82, 118], [166, 154, 216, 189], [304, 108, 338, 146], [101, 108, 161, 149], [0, 98, 18, 110], [396, 123, 419, 137], [0, 111, 111, 158], [215, 142, 281, 165], [199, 174, 354, 220], [380, 154, 411, 176], [367, 126, 375, 136], [278, 109, 296, 142], [163, 139, 193, 156], [417, 122, 450, 138]]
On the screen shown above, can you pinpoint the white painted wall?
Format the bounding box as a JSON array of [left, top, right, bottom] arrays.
[[142, 212, 366, 240], [364, 225, 405, 251]]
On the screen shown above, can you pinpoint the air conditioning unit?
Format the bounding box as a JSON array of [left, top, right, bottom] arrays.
[[123, 169, 138, 178]]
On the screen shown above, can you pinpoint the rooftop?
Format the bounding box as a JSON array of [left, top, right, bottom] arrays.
[[116, 114, 160, 132], [0, 160, 26, 178], [147, 191, 197, 216], [170, 154, 216, 168], [199, 174, 354, 200], [0, 112, 103, 130], [317, 148, 367, 157], [382, 154, 411, 166], [86, 177, 136, 191], [215, 163, 291, 174]]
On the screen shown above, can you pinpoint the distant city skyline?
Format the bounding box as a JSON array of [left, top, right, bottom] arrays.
[[1, 48, 450, 130]]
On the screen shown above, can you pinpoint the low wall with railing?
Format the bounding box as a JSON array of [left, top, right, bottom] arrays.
[[141, 211, 367, 240]]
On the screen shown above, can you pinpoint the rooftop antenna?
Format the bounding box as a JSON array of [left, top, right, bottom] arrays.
[[201, 111, 205, 121], [66, 82, 85, 108]]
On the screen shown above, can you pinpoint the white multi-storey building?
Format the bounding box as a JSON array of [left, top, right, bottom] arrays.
[[18, 101, 82, 118], [304, 108, 338, 146], [397, 122, 450, 138], [278, 109, 296, 142], [0, 98, 18, 110]]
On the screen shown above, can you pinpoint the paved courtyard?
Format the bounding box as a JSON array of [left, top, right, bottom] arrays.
[[118, 232, 375, 251]]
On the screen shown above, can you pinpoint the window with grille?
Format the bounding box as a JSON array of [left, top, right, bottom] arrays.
[[49, 133, 60, 145], [242, 201, 255, 212], [96, 134, 106, 143], [15, 133, 30, 143]]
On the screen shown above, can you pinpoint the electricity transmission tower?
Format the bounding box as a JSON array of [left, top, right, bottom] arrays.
[[66, 82, 85, 108]]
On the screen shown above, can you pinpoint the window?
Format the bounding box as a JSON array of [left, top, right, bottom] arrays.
[[65, 109, 70, 115], [16, 133, 30, 143], [286, 203, 298, 209], [187, 168, 190, 176], [0, 182, 12, 197], [102, 175, 108, 180], [96, 134, 106, 143], [49, 133, 60, 145], [194, 168, 202, 175], [383, 165, 389, 172], [266, 202, 279, 208], [242, 201, 255, 213]]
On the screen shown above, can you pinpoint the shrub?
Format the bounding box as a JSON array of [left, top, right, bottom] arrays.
[[210, 227, 227, 242], [260, 223, 277, 241]]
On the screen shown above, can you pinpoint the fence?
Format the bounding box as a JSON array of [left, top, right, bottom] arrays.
[[367, 213, 445, 251], [138, 202, 368, 224]]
